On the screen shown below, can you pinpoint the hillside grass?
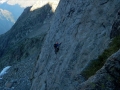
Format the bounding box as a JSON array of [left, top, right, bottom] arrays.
[[81, 36, 120, 79]]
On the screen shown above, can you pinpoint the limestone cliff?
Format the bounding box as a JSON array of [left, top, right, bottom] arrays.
[[0, 0, 120, 90], [30, 0, 120, 90]]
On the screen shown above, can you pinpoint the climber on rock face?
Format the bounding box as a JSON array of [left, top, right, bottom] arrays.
[[54, 42, 61, 54]]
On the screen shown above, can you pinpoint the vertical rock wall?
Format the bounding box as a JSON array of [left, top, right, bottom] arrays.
[[31, 0, 120, 90]]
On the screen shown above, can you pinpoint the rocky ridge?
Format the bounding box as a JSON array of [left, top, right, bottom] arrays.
[[0, 0, 59, 89]]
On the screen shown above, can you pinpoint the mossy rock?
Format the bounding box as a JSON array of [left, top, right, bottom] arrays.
[[81, 36, 120, 79]]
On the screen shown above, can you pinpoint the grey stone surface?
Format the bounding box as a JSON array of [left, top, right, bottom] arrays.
[[0, 0, 120, 90], [0, 1, 57, 90], [78, 49, 120, 90], [31, 0, 120, 90], [110, 10, 120, 38]]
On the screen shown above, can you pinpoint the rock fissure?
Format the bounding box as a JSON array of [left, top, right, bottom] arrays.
[[100, 0, 109, 5]]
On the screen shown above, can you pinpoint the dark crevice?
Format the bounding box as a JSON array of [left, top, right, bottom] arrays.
[[100, 0, 109, 5], [67, 8, 75, 17]]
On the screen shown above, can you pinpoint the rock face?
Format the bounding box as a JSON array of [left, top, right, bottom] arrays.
[[0, 3, 53, 60], [0, 1, 59, 90], [30, 0, 120, 90], [110, 10, 120, 38], [78, 49, 120, 90], [0, 0, 120, 90]]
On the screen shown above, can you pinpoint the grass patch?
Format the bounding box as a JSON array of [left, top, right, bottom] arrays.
[[81, 36, 120, 79]]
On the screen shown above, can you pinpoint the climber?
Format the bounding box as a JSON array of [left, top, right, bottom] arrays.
[[54, 42, 61, 54]]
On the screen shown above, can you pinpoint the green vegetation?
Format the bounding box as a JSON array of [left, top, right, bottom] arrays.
[[81, 36, 120, 79]]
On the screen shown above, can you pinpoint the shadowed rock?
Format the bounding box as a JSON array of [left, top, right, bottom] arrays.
[[78, 49, 120, 90], [110, 10, 120, 38]]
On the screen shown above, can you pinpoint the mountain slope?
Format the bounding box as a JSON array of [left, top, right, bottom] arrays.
[[0, 0, 120, 90], [0, 0, 59, 90], [30, 0, 120, 90]]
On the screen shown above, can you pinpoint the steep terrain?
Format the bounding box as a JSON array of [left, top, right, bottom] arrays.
[[0, 0, 59, 89], [0, 0, 120, 90], [79, 49, 120, 90], [30, 0, 120, 90]]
